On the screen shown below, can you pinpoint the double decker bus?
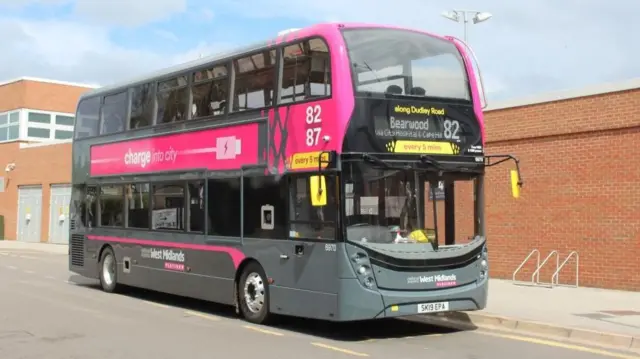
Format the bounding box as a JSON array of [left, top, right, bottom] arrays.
[[69, 22, 523, 324]]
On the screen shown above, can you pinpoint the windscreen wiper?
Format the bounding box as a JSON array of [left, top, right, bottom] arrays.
[[353, 61, 383, 84], [419, 155, 445, 170], [362, 154, 391, 168]]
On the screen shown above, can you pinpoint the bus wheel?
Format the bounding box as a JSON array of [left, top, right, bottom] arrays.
[[99, 247, 118, 293], [238, 262, 270, 324]]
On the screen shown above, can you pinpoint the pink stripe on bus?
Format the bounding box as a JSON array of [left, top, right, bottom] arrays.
[[86, 235, 246, 269]]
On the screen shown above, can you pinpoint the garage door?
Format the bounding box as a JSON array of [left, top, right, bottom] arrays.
[[49, 184, 72, 244], [17, 186, 43, 243]]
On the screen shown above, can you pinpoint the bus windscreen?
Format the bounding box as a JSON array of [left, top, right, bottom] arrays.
[[342, 161, 455, 248], [342, 28, 470, 101]]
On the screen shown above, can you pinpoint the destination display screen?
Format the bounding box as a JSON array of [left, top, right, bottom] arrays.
[[372, 102, 482, 155], [374, 104, 463, 141], [342, 98, 483, 156]]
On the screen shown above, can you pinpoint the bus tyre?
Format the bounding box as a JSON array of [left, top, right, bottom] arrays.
[[99, 247, 118, 293], [238, 262, 270, 324]]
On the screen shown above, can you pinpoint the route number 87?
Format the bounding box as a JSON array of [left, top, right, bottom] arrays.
[[306, 105, 322, 146]]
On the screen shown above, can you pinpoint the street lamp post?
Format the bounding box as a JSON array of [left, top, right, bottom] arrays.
[[441, 10, 492, 42]]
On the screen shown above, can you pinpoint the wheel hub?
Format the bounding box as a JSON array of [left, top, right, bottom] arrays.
[[102, 254, 115, 286], [243, 272, 265, 313]]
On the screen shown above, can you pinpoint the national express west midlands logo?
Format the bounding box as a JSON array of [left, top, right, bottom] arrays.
[[385, 140, 461, 155]]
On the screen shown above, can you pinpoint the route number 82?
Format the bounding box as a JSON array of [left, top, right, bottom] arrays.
[[305, 105, 322, 146], [443, 119, 460, 140]]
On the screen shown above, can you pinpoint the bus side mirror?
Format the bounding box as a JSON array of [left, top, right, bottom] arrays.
[[309, 175, 327, 207], [510, 170, 520, 199]]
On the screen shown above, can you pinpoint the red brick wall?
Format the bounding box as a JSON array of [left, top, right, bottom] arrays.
[[426, 89, 640, 291], [0, 79, 91, 113], [0, 142, 72, 242], [0, 79, 85, 242]]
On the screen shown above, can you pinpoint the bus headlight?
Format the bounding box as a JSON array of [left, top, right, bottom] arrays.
[[348, 248, 377, 289], [351, 252, 367, 263], [357, 265, 370, 275], [481, 259, 487, 269], [364, 276, 375, 288]]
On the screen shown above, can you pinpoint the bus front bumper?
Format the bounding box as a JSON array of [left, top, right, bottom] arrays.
[[337, 276, 488, 321]]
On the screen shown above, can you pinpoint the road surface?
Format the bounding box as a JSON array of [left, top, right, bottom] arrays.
[[0, 247, 637, 359]]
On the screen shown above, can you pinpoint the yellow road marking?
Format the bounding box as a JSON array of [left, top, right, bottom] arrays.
[[243, 325, 284, 336], [311, 342, 370, 357], [476, 331, 640, 359], [142, 300, 169, 309], [184, 310, 221, 321]]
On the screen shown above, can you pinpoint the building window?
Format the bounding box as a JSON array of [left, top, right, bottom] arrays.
[[127, 183, 150, 229], [28, 112, 51, 124], [280, 38, 332, 104], [130, 83, 155, 129], [100, 185, 125, 227], [192, 65, 228, 118], [101, 91, 128, 135], [157, 76, 189, 124], [54, 130, 73, 140], [27, 127, 50, 139], [55, 115, 75, 126], [75, 97, 101, 139], [7, 125, 18, 140], [233, 50, 276, 112], [0, 111, 20, 142], [151, 182, 185, 230]]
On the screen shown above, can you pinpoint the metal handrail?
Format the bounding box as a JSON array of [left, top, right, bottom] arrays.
[[551, 251, 579, 288], [512, 249, 540, 285], [531, 251, 559, 287]]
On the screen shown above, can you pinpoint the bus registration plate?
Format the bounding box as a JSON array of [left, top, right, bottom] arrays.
[[417, 301, 449, 313]]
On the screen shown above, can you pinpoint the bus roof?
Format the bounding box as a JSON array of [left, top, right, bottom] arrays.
[[79, 23, 337, 101], [79, 22, 456, 102]]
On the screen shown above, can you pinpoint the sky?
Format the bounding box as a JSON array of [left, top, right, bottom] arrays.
[[0, 0, 638, 102]]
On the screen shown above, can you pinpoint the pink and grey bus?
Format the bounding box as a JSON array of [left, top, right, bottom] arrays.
[[69, 22, 522, 324]]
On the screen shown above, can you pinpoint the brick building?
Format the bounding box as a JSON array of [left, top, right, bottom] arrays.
[[0, 75, 638, 291], [434, 78, 640, 291], [0, 77, 96, 244]]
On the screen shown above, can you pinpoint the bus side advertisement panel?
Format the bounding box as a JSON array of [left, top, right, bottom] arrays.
[[90, 123, 260, 176]]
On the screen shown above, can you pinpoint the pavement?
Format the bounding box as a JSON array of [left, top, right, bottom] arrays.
[[0, 240, 639, 359], [422, 280, 640, 352]]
